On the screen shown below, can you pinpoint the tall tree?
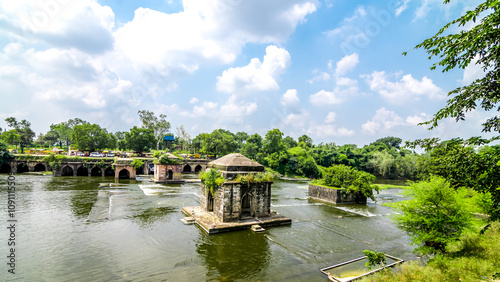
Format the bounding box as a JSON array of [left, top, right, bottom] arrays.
[[71, 123, 110, 152], [176, 125, 191, 152], [405, 0, 500, 134], [124, 126, 155, 154], [49, 118, 86, 151], [263, 129, 285, 155], [138, 110, 171, 150], [0, 129, 21, 149], [5, 117, 35, 153]]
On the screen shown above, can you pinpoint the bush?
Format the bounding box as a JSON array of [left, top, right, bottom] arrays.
[[312, 164, 378, 200], [200, 168, 224, 196], [392, 176, 472, 255]]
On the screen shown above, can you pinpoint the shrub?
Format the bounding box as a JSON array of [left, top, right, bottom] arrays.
[[200, 168, 224, 196], [392, 176, 472, 255], [312, 164, 378, 200]]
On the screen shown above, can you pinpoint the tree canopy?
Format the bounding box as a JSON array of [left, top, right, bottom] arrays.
[[138, 110, 171, 150], [405, 0, 500, 134]]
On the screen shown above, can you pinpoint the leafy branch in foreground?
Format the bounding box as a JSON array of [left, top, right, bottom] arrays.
[[404, 0, 500, 135]]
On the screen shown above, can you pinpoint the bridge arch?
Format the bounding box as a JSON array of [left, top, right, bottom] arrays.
[[104, 167, 114, 176], [77, 167, 88, 176], [0, 163, 11, 173], [183, 164, 192, 173], [118, 169, 130, 179], [194, 164, 203, 173], [34, 163, 46, 172], [61, 166, 74, 176], [91, 167, 102, 177], [17, 163, 29, 173]]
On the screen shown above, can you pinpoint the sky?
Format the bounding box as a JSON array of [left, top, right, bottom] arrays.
[[0, 0, 494, 147]]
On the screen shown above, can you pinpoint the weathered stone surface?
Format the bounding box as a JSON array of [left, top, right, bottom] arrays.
[[308, 184, 367, 204]]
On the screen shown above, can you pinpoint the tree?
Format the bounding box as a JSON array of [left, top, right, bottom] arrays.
[[362, 250, 387, 271], [176, 125, 191, 152], [373, 136, 402, 149], [283, 136, 297, 149], [124, 126, 155, 154], [0, 129, 20, 149], [405, 0, 500, 133], [240, 133, 262, 160], [71, 123, 110, 152], [0, 140, 12, 164], [5, 117, 35, 153], [263, 129, 285, 155], [138, 110, 171, 151], [298, 134, 313, 148], [199, 129, 236, 157], [49, 118, 86, 151], [392, 176, 472, 255]]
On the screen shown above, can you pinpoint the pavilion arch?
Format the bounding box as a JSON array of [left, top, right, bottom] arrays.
[[118, 169, 130, 179], [17, 163, 29, 173], [194, 165, 202, 173], [167, 170, 173, 180], [91, 167, 102, 177], [0, 163, 11, 173], [77, 167, 88, 176], [241, 193, 255, 217], [183, 164, 192, 173], [104, 167, 114, 177], [61, 166, 74, 176], [34, 163, 46, 172]]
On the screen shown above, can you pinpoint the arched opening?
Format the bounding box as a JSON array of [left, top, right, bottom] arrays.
[[104, 167, 114, 176], [183, 164, 191, 173], [118, 169, 130, 179], [207, 192, 214, 212], [136, 166, 144, 175], [34, 163, 46, 172], [76, 167, 88, 176], [17, 163, 29, 173], [167, 170, 173, 180], [0, 163, 11, 173], [91, 167, 102, 176], [241, 194, 253, 217], [195, 165, 202, 173], [61, 166, 74, 176]]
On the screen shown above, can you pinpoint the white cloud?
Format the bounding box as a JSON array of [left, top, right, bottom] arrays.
[[307, 71, 330, 84], [335, 53, 359, 76], [362, 107, 405, 135], [307, 123, 355, 137], [363, 71, 445, 103], [325, 112, 336, 123], [395, 0, 411, 17], [310, 76, 359, 106], [281, 89, 299, 105], [189, 97, 199, 104], [310, 90, 343, 105], [216, 45, 291, 94], [406, 112, 430, 126], [284, 111, 309, 129], [462, 56, 487, 84]]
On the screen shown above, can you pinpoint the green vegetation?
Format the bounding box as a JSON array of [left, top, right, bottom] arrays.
[[155, 154, 180, 165], [0, 140, 12, 165], [359, 223, 500, 282], [234, 172, 274, 184], [130, 159, 144, 170], [138, 110, 171, 151], [362, 250, 387, 271], [312, 164, 379, 201], [124, 126, 155, 154], [392, 176, 472, 255], [199, 168, 224, 196]]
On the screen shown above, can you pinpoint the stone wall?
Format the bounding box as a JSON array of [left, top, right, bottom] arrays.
[[308, 184, 367, 204]]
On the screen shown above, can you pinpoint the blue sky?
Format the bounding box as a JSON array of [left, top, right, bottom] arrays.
[[0, 0, 493, 146]]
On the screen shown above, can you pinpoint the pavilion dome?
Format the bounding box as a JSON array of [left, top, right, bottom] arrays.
[[208, 153, 264, 173]]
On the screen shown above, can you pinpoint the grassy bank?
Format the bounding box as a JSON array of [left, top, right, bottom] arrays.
[[359, 222, 500, 282]]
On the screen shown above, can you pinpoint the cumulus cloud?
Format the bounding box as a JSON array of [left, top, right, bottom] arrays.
[[462, 56, 487, 84], [362, 107, 406, 135], [189, 97, 199, 104], [307, 123, 355, 137], [335, 53, 359, 76], [216, 45, 291, 94], [325, 112, 336, 123], [362, 71, 445, 103], [281, 89, 299, 105]]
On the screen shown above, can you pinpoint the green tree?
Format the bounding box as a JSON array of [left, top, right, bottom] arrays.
[[240, 133, 262, 160], [392, 176, 472, 255], [4, 117, 35, 153], [49, 118, 86, 151], [283, 136, 297, 149], [138, 110, 171, 151], [405, 0, 500, 133], [263, 129, 285, 155], [71, 123, 110, 152], [298, 134, 313, 148], [199, 129, 236, 157], [176, 125, 191, 152], [0, 129, 21, 149], [0, 140, 12, 164], [124, 126, 156, 154]]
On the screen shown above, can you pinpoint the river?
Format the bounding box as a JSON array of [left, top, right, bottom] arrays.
[[0, 174, 414, 281]]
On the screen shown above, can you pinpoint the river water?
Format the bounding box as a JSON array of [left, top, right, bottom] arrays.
[[1, 174, 414, 281]]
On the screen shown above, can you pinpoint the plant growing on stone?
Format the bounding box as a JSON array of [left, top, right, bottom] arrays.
[[312, 164, 379, 200], [155, 154, 180, 165], [131, 159, 144, 170], [362, 250, 387, 272], [200, 168, 224, 196]]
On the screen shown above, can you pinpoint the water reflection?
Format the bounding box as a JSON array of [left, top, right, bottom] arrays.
[[132, 206, 177, 227], [196, 231, 271, 281]]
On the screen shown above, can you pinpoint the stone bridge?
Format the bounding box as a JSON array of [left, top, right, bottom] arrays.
[[1, 156, 211, 179]]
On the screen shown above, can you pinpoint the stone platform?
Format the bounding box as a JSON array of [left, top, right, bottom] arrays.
[[182, 206, 291, 234]]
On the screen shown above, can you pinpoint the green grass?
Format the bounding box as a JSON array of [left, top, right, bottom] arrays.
[[374, 183, 408, 190], [358, 221, 500, 282]]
